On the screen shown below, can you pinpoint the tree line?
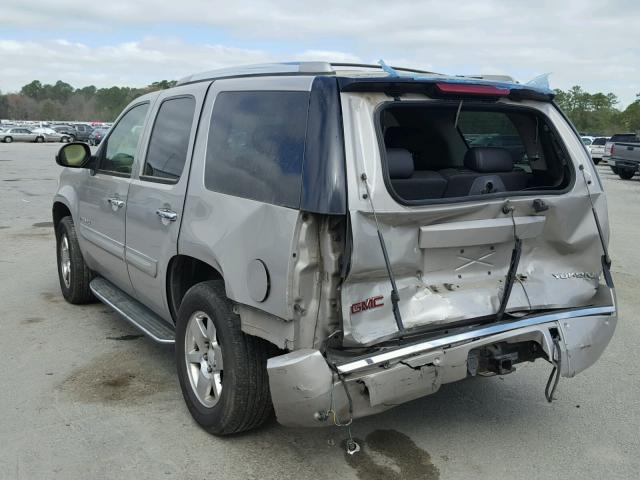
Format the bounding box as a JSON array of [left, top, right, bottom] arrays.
[[0, 80, 176, 123], [554, 86, 640, 135], [0, 79, 639, 134]]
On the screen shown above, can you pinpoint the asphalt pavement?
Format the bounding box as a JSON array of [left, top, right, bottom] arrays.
[[0, 142, 638, 479]]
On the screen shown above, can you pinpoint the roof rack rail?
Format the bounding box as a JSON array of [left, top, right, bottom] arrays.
[[176, 61, 448, 85], [177, 62, 335, 85], [330, 62, 438, 75]]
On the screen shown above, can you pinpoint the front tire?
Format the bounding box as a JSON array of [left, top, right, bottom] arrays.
[[593, 158, 600, 165], [176, 280, 273, 435], [55, 216, 95, 304], [4, 136, 13, 143], [36, 136, 44, 143], [618, 169, 635, 180]]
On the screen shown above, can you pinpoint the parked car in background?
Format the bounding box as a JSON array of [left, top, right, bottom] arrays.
[[51, 125, 77, 141], [52, 62, 617, 436], [88, 127, 109, 146], [604, 133, 638, 173], [589, 137, 609, 165], [581, 136, 594, 146], [32, 127, 72, 143], [72, 124, 94, 142], [609, 136, 640, 179], [0, 127, 45, 143]]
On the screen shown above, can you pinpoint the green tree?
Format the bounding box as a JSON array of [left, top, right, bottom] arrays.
[[40, 100, 60, 120], [0, 92, 8, 119], [20, 80, 44, 101]]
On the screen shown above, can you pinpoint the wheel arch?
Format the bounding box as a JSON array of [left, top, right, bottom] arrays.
[[166, 254, 224, 323], [52, 200, 72, 229]]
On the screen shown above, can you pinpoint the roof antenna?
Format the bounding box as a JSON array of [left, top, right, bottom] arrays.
[[454, 100, 464, 129], [360, 173, 405, 335]]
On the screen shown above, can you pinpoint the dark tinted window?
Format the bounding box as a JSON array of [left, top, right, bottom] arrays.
[[610, 134, 638, 143], [205, 91, 309, 208], [143, 96, 195, 181], [100, 103, 149, 175], [592, 137, 607, 145]]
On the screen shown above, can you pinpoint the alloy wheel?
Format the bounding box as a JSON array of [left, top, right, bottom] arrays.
[[184, 311, 223, 408]]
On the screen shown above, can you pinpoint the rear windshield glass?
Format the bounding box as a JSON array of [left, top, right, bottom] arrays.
[[610, 134, 638, 143], [592, 137, 607, 145], [379, 103, 572, 203]]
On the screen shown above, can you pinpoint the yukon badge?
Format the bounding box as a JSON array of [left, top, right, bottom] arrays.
[[351, 295, 384, 315], [552, 272, 597, 279]]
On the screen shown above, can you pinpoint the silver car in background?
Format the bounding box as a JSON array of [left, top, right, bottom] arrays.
[[0, 127, 45, 143], [32, 127, 72, 143]]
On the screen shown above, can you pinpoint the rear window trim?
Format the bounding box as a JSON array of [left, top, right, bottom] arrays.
[[374, 100, 576, 207]]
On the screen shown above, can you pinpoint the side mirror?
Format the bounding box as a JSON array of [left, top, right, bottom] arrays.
[[56, 142, 92, 168]]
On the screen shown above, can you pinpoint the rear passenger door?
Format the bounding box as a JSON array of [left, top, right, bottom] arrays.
[[125, 83, 209, 321]]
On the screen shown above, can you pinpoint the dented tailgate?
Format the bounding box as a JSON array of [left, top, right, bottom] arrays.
[[339, 93, 609, 346]]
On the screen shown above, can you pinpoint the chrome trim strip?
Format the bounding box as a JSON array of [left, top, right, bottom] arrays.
[[125, 246, 158, 278], [90, 284, 175, 345], [80, 224, 125, 260], [336, 305, 616, 374]]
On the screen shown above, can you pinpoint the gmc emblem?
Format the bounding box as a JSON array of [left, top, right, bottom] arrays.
[[351, 295, 384, 315]]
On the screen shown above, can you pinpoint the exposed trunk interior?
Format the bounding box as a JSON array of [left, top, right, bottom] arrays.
[[379, 102, 573, 203]]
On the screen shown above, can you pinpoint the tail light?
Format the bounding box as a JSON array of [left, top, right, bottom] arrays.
[[611, 144, 615, 156], [434, 82, 510, 97]]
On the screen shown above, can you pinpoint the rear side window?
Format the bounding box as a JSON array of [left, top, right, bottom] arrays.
[[143, 96, 196, 182], [205, 91, 310, 208]]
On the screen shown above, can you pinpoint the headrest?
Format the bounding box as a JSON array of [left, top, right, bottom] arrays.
[[384, 127, 424, 151], [386, 148, 414, 179], [464, 147, 513, 173]]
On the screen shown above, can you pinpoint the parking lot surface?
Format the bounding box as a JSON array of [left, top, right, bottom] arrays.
[[0, 143, 638, 479]]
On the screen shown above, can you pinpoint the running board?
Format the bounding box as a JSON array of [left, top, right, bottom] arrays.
[[90, 277, 175, 344]]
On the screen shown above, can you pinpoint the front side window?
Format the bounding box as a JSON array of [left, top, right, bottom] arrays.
[[204, 91, 309, 208], [100, 103, 149, 175], [142, 96, 195, 182]]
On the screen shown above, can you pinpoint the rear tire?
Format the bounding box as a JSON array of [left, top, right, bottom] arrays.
[[176, 280, 273, 435], [55, 216, 95, 304], [618, 169, 635, 180], [36, 136, 44, 143], [593, 158, 600, 165], [4, 136, 13, 143], [610, 166, 619, 174]]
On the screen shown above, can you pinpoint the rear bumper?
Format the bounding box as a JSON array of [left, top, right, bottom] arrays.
[[267, 304, 617, 427], [614, 159, 640, 171]]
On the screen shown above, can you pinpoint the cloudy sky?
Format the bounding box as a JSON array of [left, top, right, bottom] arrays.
[[1, 0, 639, 107]]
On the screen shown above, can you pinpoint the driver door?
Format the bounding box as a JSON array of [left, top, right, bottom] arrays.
[[76, 102, 151, 295]]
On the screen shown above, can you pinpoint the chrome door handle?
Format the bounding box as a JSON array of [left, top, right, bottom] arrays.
[[156, 208, 178, 222], [107, 197, 125, 210]]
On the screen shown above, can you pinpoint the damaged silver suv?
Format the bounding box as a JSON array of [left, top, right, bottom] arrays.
[[52, 62, 617, 435]]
